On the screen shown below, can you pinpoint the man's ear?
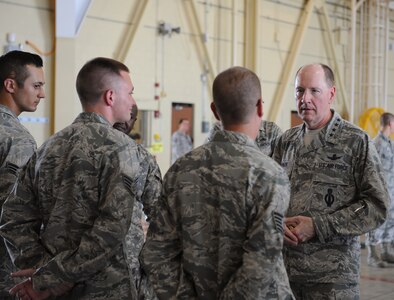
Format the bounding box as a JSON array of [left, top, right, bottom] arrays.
[[210, 102, 221, 121], [4, 79, 16, 93], [257, 98, 263, 118], [328, 86, 336, 105], [104, 89, 115, 106]]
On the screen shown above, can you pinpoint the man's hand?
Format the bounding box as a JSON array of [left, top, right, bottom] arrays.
[[10, 269, 50, 300], [284, 225, 299, 246], [285, 216, 316, 243], [10, 269, 73, 300]]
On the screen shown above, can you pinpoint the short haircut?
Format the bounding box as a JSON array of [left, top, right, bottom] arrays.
[[295, 63, 335, 87], [76, 57, 129, 106], [212, 66, 261, 126], [0, 50, 43, 90], [381, 112, 394, 127], [179, 118, 188, 125]]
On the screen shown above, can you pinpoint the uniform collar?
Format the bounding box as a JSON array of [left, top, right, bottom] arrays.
[[73, 112, 112, 126], [211, 129, 258, 148], [0, 104, 18, 119], [377, 131, 391, 143]]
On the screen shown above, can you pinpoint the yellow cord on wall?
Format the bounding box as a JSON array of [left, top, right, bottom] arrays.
[[25, 40, 55, 56]]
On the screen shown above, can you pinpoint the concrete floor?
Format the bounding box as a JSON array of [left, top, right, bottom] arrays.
[[360, 248, 394, 299]]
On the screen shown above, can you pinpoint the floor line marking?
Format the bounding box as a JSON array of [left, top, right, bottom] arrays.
[[361, 275, 394, 284]]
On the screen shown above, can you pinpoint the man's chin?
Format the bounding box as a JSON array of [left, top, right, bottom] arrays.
[[301, 112, 314, 120]]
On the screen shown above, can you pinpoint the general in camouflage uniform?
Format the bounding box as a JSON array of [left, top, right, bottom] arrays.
[[171, 119, 193, 164], [206, 120, 282, 157], [273, 63, 388, 299], [141, 67, 294, 300], [365, 112, 394, 266], [0, 51, 45, 299], [0, 58, 142, 299]]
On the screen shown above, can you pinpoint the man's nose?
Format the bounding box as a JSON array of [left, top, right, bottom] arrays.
[[39, 87, 46, 99], [301, 90, 311, 103]]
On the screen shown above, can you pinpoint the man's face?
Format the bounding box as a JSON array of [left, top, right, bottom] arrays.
[[295, 65, 336, 129], [389, 119, 394, 135], [113, 71, 136, 124], [13, 65, 45, 115], [180, 120, 190, 133]]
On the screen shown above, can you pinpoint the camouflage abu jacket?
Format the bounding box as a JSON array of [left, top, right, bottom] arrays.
[[171, 130, 192, 164], [372, 131, 394, 242], [0, 104, 37, 297], [272, 110, 388, 284], [0, 112, 141, 299], [141, 130, 294, 300], [0, 104, 36, 206], [124, 143, 162, 300]]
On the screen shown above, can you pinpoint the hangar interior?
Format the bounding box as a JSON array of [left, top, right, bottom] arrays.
[[1, 1, 394, 298]]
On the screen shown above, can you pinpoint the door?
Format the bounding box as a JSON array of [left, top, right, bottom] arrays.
[[171, 103, 194, 141]]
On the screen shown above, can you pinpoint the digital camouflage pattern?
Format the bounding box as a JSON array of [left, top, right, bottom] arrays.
[[206, 120, 282, 157], [0, 112, 142, 300], [272, 111, 388, 291], [124, 143, 162, 300], [0, 104, 37, 298], [171, 130, 192, 164], [290, 282, 359, 300], [141, 130, 294, 300], [366, 131, 394, 245]]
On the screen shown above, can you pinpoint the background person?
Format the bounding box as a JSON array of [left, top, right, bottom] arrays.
[[365, 112, 394, 267], [0, 50, 45, 300], [171, 118, 192, 164], [114, 104, 162, 300]]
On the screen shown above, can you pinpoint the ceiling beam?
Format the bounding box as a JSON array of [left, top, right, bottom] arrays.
[[318, 4, 349, 117], [115, 0, 149, 62], [243, 0, 260, 72], [181, 0, 217, 90], [267, 0, 315, 122]]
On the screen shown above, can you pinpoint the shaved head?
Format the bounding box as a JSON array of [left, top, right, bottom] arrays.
[[212, 67, 261, 127]]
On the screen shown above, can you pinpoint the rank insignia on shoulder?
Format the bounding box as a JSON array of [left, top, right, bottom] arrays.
[[5, 162, 18, 176], [272, 211, 284, 233], [122, 174, 134, 195]]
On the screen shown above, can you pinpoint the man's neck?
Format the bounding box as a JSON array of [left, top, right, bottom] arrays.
[[223, 123, 259, 140], [381, 127, 391, 137], [0, 96, 21, 116]]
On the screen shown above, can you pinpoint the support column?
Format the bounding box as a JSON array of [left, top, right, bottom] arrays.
[[267, 0, 314, 122], [243, 0, 260, 72], [53, 0, 91, 132]]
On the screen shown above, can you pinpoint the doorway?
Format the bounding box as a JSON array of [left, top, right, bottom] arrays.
[[291, 110, 303, 128], [171, 103, 194, 141]]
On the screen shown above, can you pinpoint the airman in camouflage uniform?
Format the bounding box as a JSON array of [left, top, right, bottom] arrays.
[[141, 67, 294, 300], [114, 105, 162, 300], [171, 119, 193, 164], [365, 112, 394, 266], [0, 57, 142, 299], [273, 63, 389, 299], [0, 50, 45, 299], [206, 120, 282, 157]]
